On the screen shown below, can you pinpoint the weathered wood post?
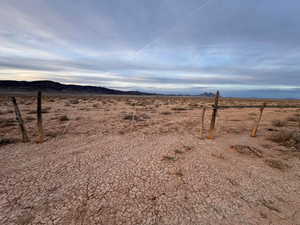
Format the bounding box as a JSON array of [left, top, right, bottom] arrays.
[[200, 106, 206, 139], [207, 91, 220, 139], [250, 102, 266, 137], [11, 97, 29, 142], [37, 91, 44, 143]]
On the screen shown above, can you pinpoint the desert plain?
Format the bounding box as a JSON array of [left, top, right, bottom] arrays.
[[0, 95, 300, 225]]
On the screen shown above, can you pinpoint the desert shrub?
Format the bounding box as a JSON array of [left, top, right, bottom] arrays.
[[46, 131, 58, 138], [70, 99, 79, 104], [92, 103, 100, 108], [287, 114, 300, 122], [160, 111, 172, 115], [264, 159, 288, 170], [0, 137, 17, 146], [0, 119, 16, 128], [211, 153, 225, 160], [25, 116, 35, 122], [268, 129, 300, 149], [171, 107, 189, 111], [230, 145, 263, 158], [59, 115, 69, 122], [0, 109, 13, 115], [122, 113, 150, 121], [162, 155, 176, 161], [188, 103, 198, 107], [272, 119, 287, 127], [175, 170, 184, 177], [174, 149, 184, 154], [268, 129, 293, 144]]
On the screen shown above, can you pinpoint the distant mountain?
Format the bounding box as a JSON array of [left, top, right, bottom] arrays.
[[195, 92, 216, 97], [167, 92, 216, 97], [0, 80, 154, 95], [0, 80, 216, 97]]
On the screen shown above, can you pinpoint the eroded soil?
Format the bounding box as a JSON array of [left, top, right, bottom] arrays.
[[1, 95, 300, 225]]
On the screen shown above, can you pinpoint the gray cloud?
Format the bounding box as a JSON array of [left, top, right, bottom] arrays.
[[0, 0, 300, 97]]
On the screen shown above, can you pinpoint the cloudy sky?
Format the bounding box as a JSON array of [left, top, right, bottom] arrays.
[[1, 0, 300, 98]]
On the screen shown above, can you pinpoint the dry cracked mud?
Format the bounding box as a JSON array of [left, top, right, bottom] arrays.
[[1, 95, 300, 224]]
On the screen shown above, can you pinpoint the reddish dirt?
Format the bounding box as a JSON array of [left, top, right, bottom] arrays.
[[1, 95, 300, 224]]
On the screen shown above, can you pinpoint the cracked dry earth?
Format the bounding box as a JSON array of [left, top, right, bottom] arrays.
[[1, 95, 300, 225]]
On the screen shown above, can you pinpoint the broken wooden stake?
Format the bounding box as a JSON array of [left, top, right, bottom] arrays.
[[200, 106, 206, 139], [37, 91, 44, 143], [11, 97, 29, 142], [250, 102, 266, 137], [208, 91, 220, 139]]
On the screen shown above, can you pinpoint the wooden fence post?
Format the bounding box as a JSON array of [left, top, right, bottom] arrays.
[[37, 91, 44, 143], [250, 102, 266, 137], [200, 106, 206, 139], [207, 91, 220, 139], [11, 97, 29, 142]]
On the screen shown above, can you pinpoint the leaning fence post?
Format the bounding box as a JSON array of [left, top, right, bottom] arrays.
[[208, 91, 220, 139], [11, 97, 29, 142], [250, 102, 266, 137], [200, 106, 206, 139], [37, 91, 44, 143]]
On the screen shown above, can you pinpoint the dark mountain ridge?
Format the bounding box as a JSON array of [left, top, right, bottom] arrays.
[[0, 80, 216, 97], [0, 80, 153, 95]]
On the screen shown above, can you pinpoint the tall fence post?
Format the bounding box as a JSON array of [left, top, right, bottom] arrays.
[[11, 97, 29, 142], [200, 106, 206, 139], [208, 91, 220, 139], [250, 102, 266, 137], [37, 91, 44, 143]]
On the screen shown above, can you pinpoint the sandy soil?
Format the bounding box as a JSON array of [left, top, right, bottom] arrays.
[[0, 95, 300, 225]]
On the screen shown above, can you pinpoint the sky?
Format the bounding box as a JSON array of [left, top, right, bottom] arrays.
[[1, 0, 300, 98]]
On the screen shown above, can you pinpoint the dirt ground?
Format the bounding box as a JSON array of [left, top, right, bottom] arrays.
[[1, 95, 300, 225]]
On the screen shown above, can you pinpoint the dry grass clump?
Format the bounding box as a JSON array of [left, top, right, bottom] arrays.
[[46, 131, 59, 138], [248, 112, 257, 116], [174, 149, 184, 154], [0, 109, 12, 115], [48, 98, 55, 103], [122, 113, 150, 121], [264, 159, 288, 171], [171, 107, 189, 111], [211, 153, 225, 160], [230, 145, 263, 158], [92, 103, 100, 108], [0, 118, 16, 128], [268, 129, 300, 151], [122, 114, 137, 120], [69, 99, 80, 104], [188, 103, 198, 107], [160, 111, 172, 115], [162, 155, 177, 161], [25, 116, 35, 122], [272, 119, 287, 127], [59, 115, 70, 122], [0, 137, 18, 146], [16, 212, 34, 225], [183, 145, 193, 151], [260, 199, 281, 212], [287, 113, 300, 122], [174, 169, 184, 177]]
